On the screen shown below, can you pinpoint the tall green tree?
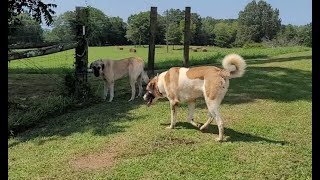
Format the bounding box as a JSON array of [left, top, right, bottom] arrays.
[[236, 0, 281, 46], [86, 7, 111, 46], [8, 0, 56, 36], [108, 17, 128, 45], [126, 11, 166, 46], [44, 7, 128, 46], [126, 11, 150, 46], [163, 9, 184, 48], [298, 23, 312, 47], [45, 11, 76, 43], [8, 13, 44, 44], [201, 17, 217, 45], [190, 13, 204, 45], [213, 22, 238, 48], [165, 22, 182, 49]]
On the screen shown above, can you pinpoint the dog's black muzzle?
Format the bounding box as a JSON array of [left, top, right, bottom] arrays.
[[144, 91, 155, 107], [93, 67, 100, 77]]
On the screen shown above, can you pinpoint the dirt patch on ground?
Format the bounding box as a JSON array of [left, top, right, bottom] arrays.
[[70, 137, 128, 170], [70, 135, 196, 170], [152, 136, 195, 150], [70, 150, 118, 170]]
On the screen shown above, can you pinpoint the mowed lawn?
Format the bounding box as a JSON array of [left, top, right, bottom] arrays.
[[8, 49, 312, 179]]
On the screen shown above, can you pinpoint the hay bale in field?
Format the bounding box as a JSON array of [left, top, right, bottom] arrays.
[[202, 48, 208, 52], [117, 47, 123, 50], [129, 48, 136, 53], [192, 49, 198, 52]]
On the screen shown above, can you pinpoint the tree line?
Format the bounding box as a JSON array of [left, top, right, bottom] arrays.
[[8, 0, 312, 48]]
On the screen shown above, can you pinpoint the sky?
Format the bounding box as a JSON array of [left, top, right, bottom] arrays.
[[45, 0, 312, 27]]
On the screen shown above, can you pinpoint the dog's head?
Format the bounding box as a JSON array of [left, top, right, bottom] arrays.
[[89, 59, 105, 77], [143, 74, 162, 107]]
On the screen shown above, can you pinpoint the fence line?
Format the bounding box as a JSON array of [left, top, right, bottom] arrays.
[[8, 42, 78, 61]]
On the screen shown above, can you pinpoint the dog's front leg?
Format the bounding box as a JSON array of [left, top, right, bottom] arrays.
[[103, 81, 108, 100], [108, 81, 114, 102], [166, 102, 178, 129]]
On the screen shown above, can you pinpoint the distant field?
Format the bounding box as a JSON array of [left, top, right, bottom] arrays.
[[8, 49, 312, 179], [8, 45, 311, 74]]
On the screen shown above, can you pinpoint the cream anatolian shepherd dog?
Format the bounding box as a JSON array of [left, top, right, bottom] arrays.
[[143, 54, 246, 141], [90, 57, 149, 102]]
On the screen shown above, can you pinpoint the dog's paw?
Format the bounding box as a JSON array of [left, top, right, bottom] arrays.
[[165, 126, 174, 129], [215, 137, 223, 142], [128, 98, 134, 102]]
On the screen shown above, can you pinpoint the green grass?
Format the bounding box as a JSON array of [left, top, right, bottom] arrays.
[[8, 45, 310, 74], [8, 48, 311, 179]]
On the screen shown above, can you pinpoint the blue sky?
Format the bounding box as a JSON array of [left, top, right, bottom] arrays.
[[45, 0, 311, 26]]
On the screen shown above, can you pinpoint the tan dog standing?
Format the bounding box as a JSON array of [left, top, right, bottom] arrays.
[[90, 57, 149, 102], [143, 54, 246, 141]]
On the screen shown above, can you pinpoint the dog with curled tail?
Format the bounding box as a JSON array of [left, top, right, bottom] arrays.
[[90, 57, 149, 102], [143, 54, 246, 142]]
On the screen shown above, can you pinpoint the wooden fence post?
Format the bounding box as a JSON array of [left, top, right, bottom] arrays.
[[148, 7, 157, 77], [75, 6, 89, 99], [183, 7, 191, 67]]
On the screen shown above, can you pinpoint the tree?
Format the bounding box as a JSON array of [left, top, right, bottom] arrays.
[[298, 23, 312, 47], [108, 17, 128, 45], [236, 0, 281, 46], [179, 19, 196, 44], [126, 12, 150, 46], [8, 13, 44, 45], [201, 17, 217, 45], [190, 13, 204, 45], [165, 22, 182, 49], [163, 9, 184, 48], [44, 11, 76, 43], [213, 22, 238, 48], [8, 0, 56, 36], [86, 6, 111, 46], [44, 7, 121, 46]]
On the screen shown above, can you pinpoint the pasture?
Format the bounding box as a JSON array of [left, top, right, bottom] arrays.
[[8, 46, 312, 179]]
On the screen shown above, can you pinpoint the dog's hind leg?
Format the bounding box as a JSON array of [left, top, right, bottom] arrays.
[[128, 78, 136, 101], [199, 113, 213, 131], [186, 101, 201, 128], [103, 81, 108, 100], [203, 99, 224, 142], [108, 81, 114, 102], [137, 75, 143, 97]]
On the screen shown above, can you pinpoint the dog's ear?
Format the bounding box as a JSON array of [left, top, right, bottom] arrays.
[[150, 82, 155, 91], [101, 63, 105, 70], [89, 62, 93, 69]]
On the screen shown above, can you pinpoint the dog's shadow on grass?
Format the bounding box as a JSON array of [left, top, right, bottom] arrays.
[[8, 90, 148, 148], [161, 122, 288, 145]]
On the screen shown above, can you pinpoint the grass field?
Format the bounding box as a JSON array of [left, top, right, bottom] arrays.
[[8, 45, 310, 74], [8, 47, 312, 179]]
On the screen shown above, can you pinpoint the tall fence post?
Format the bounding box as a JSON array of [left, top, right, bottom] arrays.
[[183, 7, 191, 67], [75, 6, 89, 99], [148, 7, 157, 77]]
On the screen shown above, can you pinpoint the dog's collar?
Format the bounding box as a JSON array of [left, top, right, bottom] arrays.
[[156, 86, 163, 97]]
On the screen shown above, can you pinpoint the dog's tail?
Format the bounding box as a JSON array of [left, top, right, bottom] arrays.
[[141, 70, 149, 84], [222, 53, 246, 79]]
